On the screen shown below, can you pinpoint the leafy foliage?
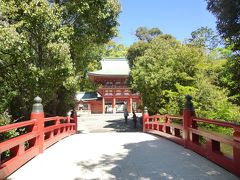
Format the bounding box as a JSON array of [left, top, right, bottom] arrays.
[[0, 113, 19, 142], [206, 0, 240, 51], [0, 0, 121, 119], [104, 40, 128, 58], [56, 0, 121, 92], [129, 28, 240, 123], [220, 55, 240, 105], [131, 34, 201, 114], [127, 41, 149, 68], [135, 26, 162, 42], [206, 0, 240, 109], [186, 26, 220, 51], [0, 0, 76, 118]]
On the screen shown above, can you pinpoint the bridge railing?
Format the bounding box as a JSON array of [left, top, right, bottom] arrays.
[[144, 114, 185, 146], [0, 97, 77, 179], [143, 96, 240, 177]]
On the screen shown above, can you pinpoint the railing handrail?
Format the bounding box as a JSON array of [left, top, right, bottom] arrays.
[[151, 114, 183, 118], [148, 115, 240, 130], [0, 116, 75, 132], [44, 116, 72, 122], [193, 117, 240, 131], [0, 119, 36, 133], [143, 106, 240, 177]]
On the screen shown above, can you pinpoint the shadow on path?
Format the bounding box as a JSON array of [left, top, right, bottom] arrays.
[[103, 118, 142, 132], [77, 114, 143, 133], [74, 134, 238, 180]]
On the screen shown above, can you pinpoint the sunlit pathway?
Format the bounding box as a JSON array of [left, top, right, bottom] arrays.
[[7, 132, 237, 180], [76, 114, 142, 133]]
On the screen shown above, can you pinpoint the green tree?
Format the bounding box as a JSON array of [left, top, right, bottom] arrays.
[[206, 0, 240, 107], [54, 0, 121, 92], [0, 0, 76, 118], [186, 26, 220, 51], [135, 26, 162, 42], [127, 27, 164, 69], [220, 55, 240, 105], [206, 0, 240, 51], [131, 34, 202, 114], [104, 40, 128, 58], [127, 41, 149, 68], [193, 74, 240, 121], [53, 0, 121, 70], [129, 33, 240, 122], [0, 0, 121, 119]]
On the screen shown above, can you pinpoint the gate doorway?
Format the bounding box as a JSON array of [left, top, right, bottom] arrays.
[[115, 101, 125, 113], [105, 102, 112, 113]]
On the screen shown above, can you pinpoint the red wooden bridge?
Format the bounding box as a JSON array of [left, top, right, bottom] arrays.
[[0, 96, 239, 179]]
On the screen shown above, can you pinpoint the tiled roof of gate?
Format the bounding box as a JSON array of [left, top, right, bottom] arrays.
[[88, 58, 130, 76], [76, 92, 101, 101]]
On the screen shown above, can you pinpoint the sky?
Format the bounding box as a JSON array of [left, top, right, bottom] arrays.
[[116, 0, 217, 46]]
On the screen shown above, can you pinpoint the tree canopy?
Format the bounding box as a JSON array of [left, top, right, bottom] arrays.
[[206, 0, 240, 107], [206, 0, 240, 52], [104, 40, 128, 58], [186, 26, 220, 51], [131, 34, 202, 114], [128, 27, 240, 122], [127, 40, 149, 68], [0, 0, 121, 119], [135, 26, 162, 42]]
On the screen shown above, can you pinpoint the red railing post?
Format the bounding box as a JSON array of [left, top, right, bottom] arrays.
[[143, 106, 149, 132], [165, 115, 170, 124], [183, 95, 195, 147], [164, 115, 171, 134], [56, 116, 60, 135], [30, 96, 45, 153], [233, 129, 240, 176]]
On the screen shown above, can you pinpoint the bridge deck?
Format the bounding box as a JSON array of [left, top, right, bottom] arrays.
[[7, 115, 238, 180]]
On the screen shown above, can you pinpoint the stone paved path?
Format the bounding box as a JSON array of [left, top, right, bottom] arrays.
[[7, 114, 238, 180], [77, 113, 142, 133]]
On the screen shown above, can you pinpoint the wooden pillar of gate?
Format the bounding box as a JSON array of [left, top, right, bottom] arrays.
[[102, 97, 105, 114], [112, 97, 116, 114]]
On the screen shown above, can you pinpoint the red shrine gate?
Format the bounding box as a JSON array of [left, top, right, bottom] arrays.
[[76, 58, 141, 114]]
